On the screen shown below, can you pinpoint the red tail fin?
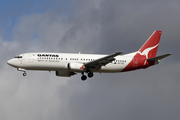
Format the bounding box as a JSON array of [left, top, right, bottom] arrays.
[[122, 31, 162, 72], [138, 30, 162, 58]]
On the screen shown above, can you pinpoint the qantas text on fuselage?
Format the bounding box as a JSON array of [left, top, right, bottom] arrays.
[[7, 31, 172, 81]]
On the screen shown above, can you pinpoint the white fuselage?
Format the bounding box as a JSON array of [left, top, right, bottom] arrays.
[[8, 52, 136, 73]]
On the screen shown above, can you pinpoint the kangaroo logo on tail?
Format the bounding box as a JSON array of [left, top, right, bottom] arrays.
[[137, 44, 159, 65]]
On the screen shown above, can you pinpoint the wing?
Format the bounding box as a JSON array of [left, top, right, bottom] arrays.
[[84, 52, 123, 71]]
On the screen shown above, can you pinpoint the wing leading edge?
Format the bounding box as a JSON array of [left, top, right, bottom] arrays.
[[84, 52, 123, 70]]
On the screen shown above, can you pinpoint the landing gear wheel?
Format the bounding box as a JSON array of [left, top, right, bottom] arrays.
[[23, 72, 27, 76], [88, 72, 94, 78], [81, 75, 87, 81]]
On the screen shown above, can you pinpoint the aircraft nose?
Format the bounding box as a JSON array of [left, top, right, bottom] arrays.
[[7, 58, 22, 68], [7, 59, 13, 66], [7, 59, 19, 67]]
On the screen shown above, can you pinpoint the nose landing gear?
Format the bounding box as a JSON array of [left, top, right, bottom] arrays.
[[17, 68, 27, 76], [23, 72, 27, 76]]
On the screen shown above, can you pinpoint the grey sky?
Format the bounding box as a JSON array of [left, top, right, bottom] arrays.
[[0, 0, 179, 120]]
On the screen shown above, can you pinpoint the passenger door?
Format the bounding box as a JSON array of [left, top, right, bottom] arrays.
[[29, 54, 35, 62]]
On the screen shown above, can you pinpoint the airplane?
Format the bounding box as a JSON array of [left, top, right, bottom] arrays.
[[7, 30, 172, 81]]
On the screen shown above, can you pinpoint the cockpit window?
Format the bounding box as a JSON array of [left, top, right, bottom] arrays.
[[14, 56, 22, 58]]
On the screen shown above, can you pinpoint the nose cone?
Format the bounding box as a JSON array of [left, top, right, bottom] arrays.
[[7, 59, 20, 68], [7, 59, 13, 66], [7, 60, 12, 65]]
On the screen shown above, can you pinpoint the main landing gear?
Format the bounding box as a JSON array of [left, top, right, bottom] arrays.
[[81, 75, 87, 81], [88, 72, 93, 78], [81, 72, 94, 81]]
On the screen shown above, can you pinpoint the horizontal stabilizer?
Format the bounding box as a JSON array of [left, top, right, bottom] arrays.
[[147, 53, 172, 61]]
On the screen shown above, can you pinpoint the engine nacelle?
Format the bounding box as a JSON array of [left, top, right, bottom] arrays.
[[67, 63, 86, 72], [56, 71, 76, 77]]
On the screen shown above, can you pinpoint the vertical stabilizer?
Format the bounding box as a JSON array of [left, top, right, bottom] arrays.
[[138, 31, 162, 58], [122, 31, 162, 72]]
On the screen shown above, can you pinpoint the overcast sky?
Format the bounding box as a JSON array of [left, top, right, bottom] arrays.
[[0, 0, 179, 120]]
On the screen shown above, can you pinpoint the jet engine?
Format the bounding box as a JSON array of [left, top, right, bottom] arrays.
[[56, 71, 76, 77], [67, 63, 86, 72]]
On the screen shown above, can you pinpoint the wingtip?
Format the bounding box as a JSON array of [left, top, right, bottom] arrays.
[[116, 51, 123, 55], [166, 53, 172, 56]]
